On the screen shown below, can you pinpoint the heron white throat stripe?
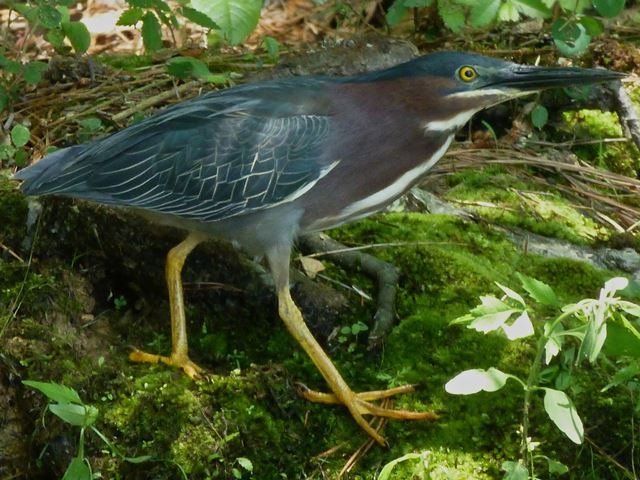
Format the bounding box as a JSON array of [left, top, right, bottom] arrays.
[[339, 135, 454, 218], [421, 111, 475, 133]]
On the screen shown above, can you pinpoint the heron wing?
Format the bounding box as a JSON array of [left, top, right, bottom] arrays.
[[16, 78, 336, 222]]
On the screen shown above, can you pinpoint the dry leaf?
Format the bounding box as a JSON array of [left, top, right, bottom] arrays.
[[299, 256, 325, 279]]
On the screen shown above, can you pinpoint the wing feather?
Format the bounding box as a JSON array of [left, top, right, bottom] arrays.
[[15, 78, 336, 222]]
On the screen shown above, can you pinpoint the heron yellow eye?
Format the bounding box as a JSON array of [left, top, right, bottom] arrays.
[[459, 66, 478, 82]]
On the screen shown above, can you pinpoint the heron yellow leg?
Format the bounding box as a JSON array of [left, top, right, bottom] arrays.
[[276, 286, 436, 446], [129, 232, 207, 379]]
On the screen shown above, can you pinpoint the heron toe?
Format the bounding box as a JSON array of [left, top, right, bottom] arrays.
[[296, 382, 437, 444], [129, 349, 204, 379]]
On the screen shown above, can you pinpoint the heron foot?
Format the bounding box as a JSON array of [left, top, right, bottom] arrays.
[[129, 349, 204, 379], [295, 382, 437, 444]]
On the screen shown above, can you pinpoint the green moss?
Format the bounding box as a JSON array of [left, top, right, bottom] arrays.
[[375, 448, 497, 479], [325, 213, 631, 477], [442, 166, 607, 244], [0, 172, 28, 248], [563, 109, 640, 177], [3, 196, 636, 478], [94, 53, 155, 71], [519, 257, 609, 300]]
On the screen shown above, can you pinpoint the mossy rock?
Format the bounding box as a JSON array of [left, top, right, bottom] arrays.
[[1, 185, 636, 478]]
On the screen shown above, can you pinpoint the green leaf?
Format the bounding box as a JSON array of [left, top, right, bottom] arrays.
[[543, 388, 583, 443], [618, 300, 640, 317], [385, 0, 409, 26], [38, 4, 63, 28], [513, 0, 551, 17], [0, 57, 22, 74], [378, 453, 424, 480], [600, 359, 640, 392], [166, 56, 217, 82], [262, 36, 280, 60], [474, 295, 513, 315], [180, 6, 219, 29], [127, 0, 156, 6], [142, 12, 163, 51], [154, 0, 172, 12], [0, 88, 7, 112], [531, 104, 548, 129], [13, 4, 39, 24], [49, 403, 99, 427], [23, 380, 83, 404], [501, 461, 529, 480], [56, 6, 71, 24], [445, 367, 510, 394], [603, 322, 640, 357], [593, 0, 625, 17], [0, 144, 16, 161], [404, 0, 435, 7], [602, 359, 640, 391], [23, 61, 48, 85], [117, 8, 145, 26], [14, 148, 28, 167], [517, 273, 558, 306], [552, 19, 591, 57], [496, 282, 525, 306], [62, 457, 92, 480], [544, 323, 564, 363], [498, 0, 520, 21], [547, 458, 569, 474], [559, 0, 591, 11], [46, 28, 67, 52], [192, 0, 262, 45], [236, 457, 253, 472], [469, 310, 517, 333], [62, 21, 91, 54], [555, 370, 572, 390], [438, 0, 466, 32], [77, 117, 103, 131], [470, 0, 500, 26], [502, 311, 534, 340], [578, 313, 607, 363], [578, 15, 604, 36], [10, 124, 30, 148], [124, 455, 154, 463]]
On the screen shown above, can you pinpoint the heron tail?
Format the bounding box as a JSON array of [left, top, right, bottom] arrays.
[[12, 145, 87, 195]]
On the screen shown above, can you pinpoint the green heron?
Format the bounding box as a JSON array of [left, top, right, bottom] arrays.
[[14, 51, 624, 445]]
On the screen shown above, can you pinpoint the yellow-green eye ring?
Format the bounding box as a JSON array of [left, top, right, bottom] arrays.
[[459, 66, 477, 82]]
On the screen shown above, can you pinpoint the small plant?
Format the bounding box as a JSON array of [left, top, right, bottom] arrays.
[[232, 456, 254, 479], [0, 123, 31, 167], [117, 0, 214, 51], [445, 274, 640, 479], [113, 294, 128, 311], [338, 320, 369, 353], [2, 0, 91, 113], [117, 0, 261, 50], [116, 0, 262, 84], [376, 452, 428, 479], [23, 380, 153, 480], [385, 0, 625, 58]]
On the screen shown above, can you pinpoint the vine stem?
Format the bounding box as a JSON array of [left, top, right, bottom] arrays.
[[521, 333, 546, 473], [520, 309, 575, 472]]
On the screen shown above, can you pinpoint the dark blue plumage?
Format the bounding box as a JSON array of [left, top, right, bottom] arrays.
[[15, 78, 338, 222]]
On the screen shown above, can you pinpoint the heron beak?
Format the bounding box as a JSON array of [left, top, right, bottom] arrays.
[[489, 64, 626, 92]]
